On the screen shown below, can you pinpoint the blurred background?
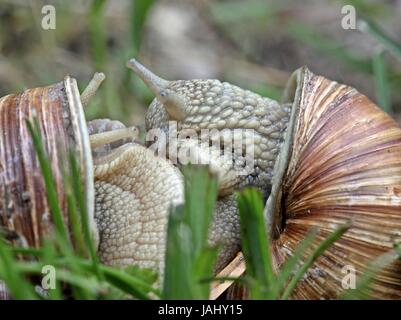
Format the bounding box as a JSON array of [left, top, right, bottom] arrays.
[[1, 0, 401, 126]]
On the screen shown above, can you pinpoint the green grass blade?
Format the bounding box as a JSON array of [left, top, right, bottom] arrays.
[[340, 248, 399, 300], [11, 246, 44, 257], [15, 261, 102, 296], [130, 0, 155, 54], [395, 243, 401, 258], [0, 238, 38, 299], [358, 18, 401, 61], [64, 174, 86, 257], [88, 0, 125, 119], [182, 165, 218, 258], [26, 119, 70, 248], [68, 152, 103, 281], [162, 205, 194, 299], [89, 0, 107, 70], [372, 49, 392, 113], [193, 247, 219, 298], [163, 166, 219, 299], [287, 21, 372, 74], [122, 0, 156, 98], [276, 228, 318, 294], [100, 265, 158, 299], [237, 188, 276, 299], [281, 223, 350, 300]]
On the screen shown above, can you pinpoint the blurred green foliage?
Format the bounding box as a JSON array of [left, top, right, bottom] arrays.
[[1, 0, 401, 120]]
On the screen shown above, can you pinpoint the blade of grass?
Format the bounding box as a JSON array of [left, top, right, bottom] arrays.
[[276, 228, 318, 294], [372, 48, 392, 113], [100, 265, 158, 299], [163, 166, 219, 299], [27, 119, 98, 299], [64, 173, 86, 257], [162, 205, 193, 299], [61, 258, 160, 298], [15, 262, 104, 295], [193, 247, 219, 298], [130, 0, 155, 54], [237, 188, 277, 299], [287, 21, 372, 74], [11, 246, 45, 257], [358, 18, 401, 61], [340, 248, 399, 300], [89, 0, 125, 119], [89, 0, 107, 70], [287, 20, 401, 88], [11, 254, 159, 300], [26, 119, 70, 249], [182, 165, 218, 258], [395, 243, 401, 258], [123, 0, 156, 94], [281, 223, 350, 300], [68, 152, 103, 281], [0, 237, 38, 299]]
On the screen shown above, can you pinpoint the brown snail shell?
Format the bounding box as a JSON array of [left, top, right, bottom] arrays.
[[0, 76, 95, 248], [265, 67, 401, 299]]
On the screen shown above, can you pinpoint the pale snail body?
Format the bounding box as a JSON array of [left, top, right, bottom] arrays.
[[0, 59, 400, 300], [128, 60, 401, 299], [134, 59, 291, 195]]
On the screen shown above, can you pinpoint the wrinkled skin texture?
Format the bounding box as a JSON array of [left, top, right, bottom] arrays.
[[145, 79, 291, 191], [209, 194, 241, 272], [93, 141, 242, 281], [92, 64, 291, 282], [93, 143, 183, 281]]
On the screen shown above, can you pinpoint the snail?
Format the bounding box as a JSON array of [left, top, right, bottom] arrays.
[[0, 70, 240, 296], [126, 59, 401, 299]]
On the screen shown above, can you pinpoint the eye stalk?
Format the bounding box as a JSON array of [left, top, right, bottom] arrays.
[[127, 58, 187, 121], [158, 89, 187, 121], [126, 58, 170, 96]]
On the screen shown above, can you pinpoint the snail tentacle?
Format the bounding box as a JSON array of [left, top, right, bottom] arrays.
[[81, 72, 106, 107], [89, 126, 138, 149]]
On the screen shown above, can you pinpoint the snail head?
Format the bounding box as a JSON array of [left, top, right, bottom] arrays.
[[127, 59, 188, 124], [126, 59, 289, 136]]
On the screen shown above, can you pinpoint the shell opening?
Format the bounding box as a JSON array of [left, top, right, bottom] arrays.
[[264, 67, 304, 239]]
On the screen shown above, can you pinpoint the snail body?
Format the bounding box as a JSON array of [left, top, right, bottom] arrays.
[[128, 59, 290, 196], [128, 60, 401, 299]]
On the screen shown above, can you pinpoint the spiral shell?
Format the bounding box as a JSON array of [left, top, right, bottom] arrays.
[[0, 76, 95, 248], [268, 67, 401, 299]]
